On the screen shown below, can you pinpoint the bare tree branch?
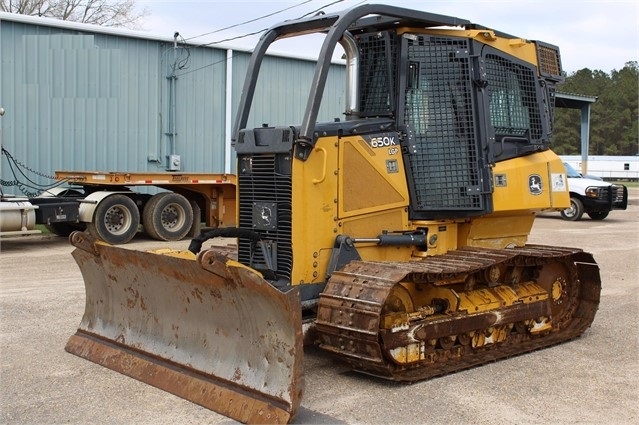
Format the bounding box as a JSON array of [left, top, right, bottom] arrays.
[[0, 0, 148, 29]]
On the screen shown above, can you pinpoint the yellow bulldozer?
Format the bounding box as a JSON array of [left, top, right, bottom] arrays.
[[65, 4, 601, 424]]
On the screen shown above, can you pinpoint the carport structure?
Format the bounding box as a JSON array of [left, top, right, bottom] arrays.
[[556, 92, 598, 174]]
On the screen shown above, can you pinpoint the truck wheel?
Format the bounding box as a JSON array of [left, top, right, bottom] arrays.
[[560, 197, 584, 221], [587, 211, 609, 220], [142, 192, 193, 241], [87, 194, 140, 244]]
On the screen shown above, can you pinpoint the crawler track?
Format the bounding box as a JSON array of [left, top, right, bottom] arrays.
[[315, 245, 601, 382]]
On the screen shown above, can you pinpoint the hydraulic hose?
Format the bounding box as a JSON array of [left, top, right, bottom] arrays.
[[188, 227, 260, 254]]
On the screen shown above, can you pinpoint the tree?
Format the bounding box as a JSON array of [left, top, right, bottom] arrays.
[[0, 0, 148, 29], [553, 62, 638, 156]]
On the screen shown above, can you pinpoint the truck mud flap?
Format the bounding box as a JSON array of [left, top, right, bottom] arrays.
[[65, 231, 303, 424]]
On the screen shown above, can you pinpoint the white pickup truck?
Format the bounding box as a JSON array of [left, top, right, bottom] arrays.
[[562, 162, 628, 220]]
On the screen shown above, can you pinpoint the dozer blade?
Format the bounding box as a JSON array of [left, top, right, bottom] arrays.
[[65, 231, 303, 424]]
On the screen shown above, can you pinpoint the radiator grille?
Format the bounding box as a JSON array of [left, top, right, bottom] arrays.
[[612, 185, 625, 204], [237, 154, 293, 281], [537, 44, 562, 78], [594, 188, 606, 201]]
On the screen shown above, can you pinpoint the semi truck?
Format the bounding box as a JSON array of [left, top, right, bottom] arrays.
[[0, 170, 236, 244], [1, 102, 237, 243]]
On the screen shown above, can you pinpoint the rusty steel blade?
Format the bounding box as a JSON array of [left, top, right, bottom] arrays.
[[65, 231, 303, 424]]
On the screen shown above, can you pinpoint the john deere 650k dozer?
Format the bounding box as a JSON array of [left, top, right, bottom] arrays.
[[66, 4, 600, 423]]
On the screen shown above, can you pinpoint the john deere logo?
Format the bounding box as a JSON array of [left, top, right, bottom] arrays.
[[528, 174, 543, 195]]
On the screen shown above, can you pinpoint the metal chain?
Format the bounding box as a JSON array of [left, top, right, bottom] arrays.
[[1, 147, 58, 180], [1, 146, 68, 197]]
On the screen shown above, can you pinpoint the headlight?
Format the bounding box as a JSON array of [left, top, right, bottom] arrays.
[[585, 187, 600, 198]]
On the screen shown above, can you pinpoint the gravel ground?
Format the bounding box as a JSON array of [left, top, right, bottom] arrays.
[[1, 189, 637, 424]]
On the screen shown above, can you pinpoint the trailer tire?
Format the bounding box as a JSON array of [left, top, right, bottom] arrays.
[[87, 194, 140, 244], [560, 197, 584, 221], [143, 192, 193, 241]]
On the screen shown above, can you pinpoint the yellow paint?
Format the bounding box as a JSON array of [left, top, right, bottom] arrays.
[[288, 135, 569, 285], [338, 138, 408, 217], [513, 282, 549, 303], [389, 343, 423, 364], [291, 137, 340, 284], [492, 150, 569, 213], [149, 248, 197, 260], [290, 134, 415, 284], [398, 27, 541, 70], [458, 286, 520, 313], [411, 221, 460, 257], [459, 289, 500, 313], [552, 279, 564, 302], [457, 215, 533, 249]]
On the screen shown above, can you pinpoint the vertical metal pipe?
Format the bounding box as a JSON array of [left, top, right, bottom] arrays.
[[225, 50, 233, 174], [169, 33, 178, 156], [580, 104, 591, 174], [339, 32, 359, 118]]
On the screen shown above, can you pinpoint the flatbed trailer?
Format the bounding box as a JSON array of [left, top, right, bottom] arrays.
[[55, 170, 236, 244]]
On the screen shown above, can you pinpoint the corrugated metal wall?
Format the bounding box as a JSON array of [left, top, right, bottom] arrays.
[[0, 14, 346, 195]]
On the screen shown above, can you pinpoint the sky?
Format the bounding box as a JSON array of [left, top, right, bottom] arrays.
[[135, 0, 638, 74]]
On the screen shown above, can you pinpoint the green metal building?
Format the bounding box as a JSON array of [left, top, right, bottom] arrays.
[[0, 12, 346, 194]]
